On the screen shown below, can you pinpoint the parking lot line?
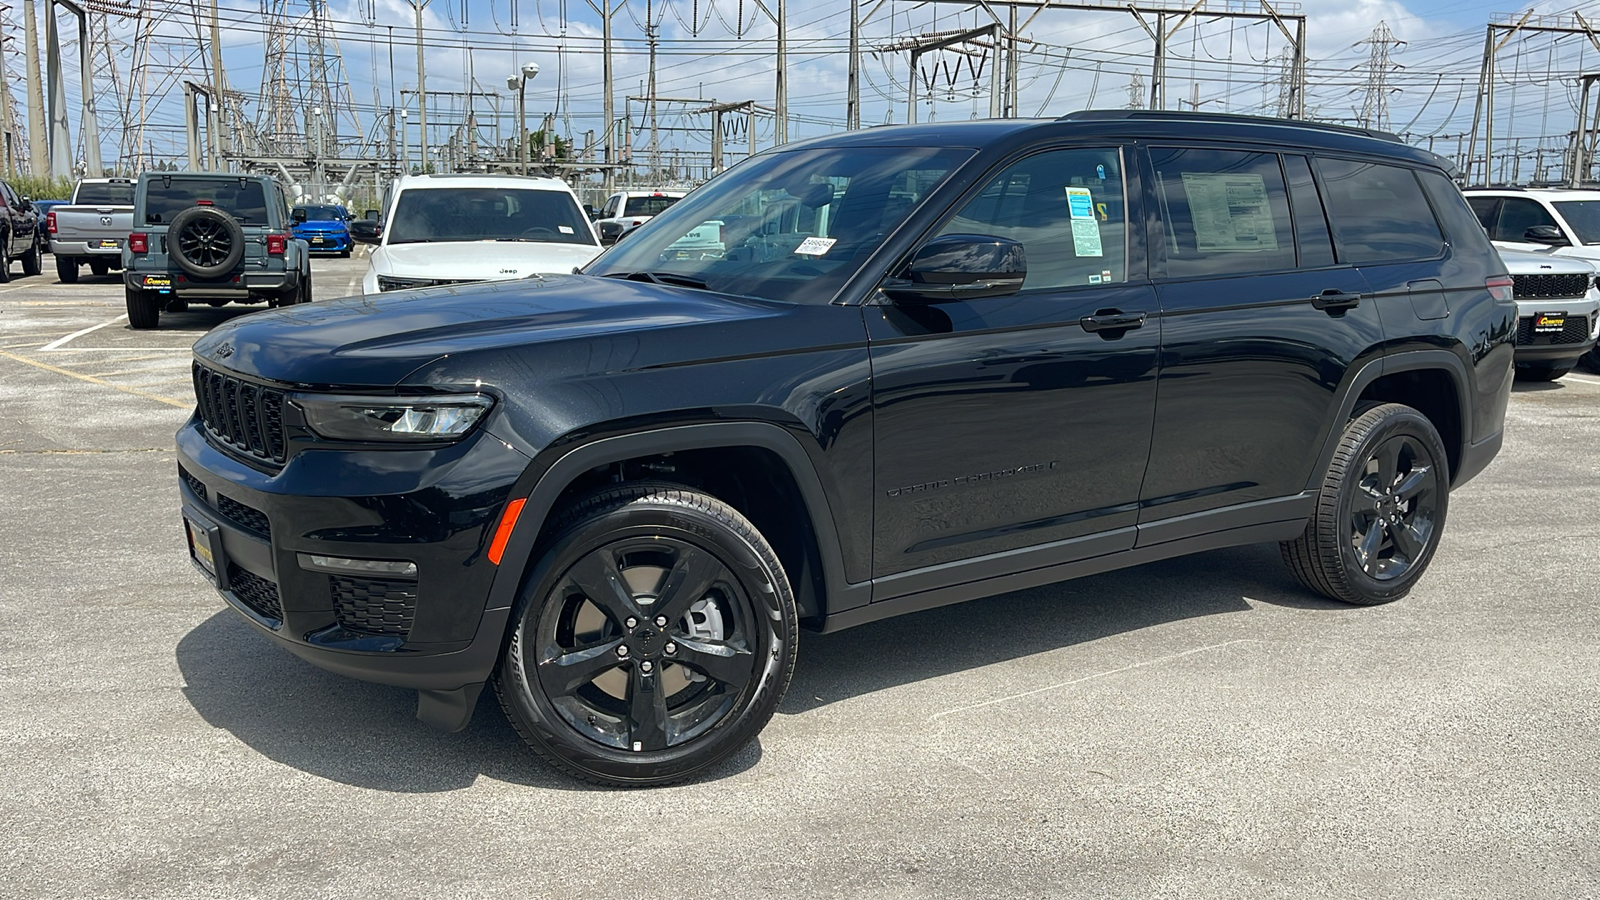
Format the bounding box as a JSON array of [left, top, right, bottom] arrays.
[[0, 348, 190, 409], [1562, 374, 1600, 387], [39, 314, 127, 351]]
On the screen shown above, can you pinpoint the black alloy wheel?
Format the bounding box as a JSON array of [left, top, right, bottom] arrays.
[[168, 206, 245, 278], [1282, 403, 1450, 605], [497, 483, 798, 787]]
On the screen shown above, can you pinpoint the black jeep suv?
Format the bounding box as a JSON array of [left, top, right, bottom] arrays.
[[177, 111, 1515, 786]]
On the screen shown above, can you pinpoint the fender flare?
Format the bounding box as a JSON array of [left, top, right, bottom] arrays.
[[1305, 348, 1472, 492], [481, 421, 868, 623]]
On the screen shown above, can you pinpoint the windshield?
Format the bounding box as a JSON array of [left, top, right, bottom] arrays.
[[76, 182, 134, 205], [585, 146, 972, 303], [624, 195, 681, 217], [387, 187, 596, 246], [296, 205, 344, 221], [1553, 201, 1600, 244], [142, 178, 269, 224]]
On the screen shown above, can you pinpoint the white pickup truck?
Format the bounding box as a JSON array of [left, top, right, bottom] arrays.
[[48, 178, 135, 283]]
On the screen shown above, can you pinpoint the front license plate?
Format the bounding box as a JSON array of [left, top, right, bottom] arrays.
[[97, 239, 121, 250], [143, 275, 171, 288], [1533, 313, 1566, 334], [185, 516, 217, 581], [310, 237, 325, 244]]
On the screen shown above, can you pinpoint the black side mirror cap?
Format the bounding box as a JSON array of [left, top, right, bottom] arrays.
[[881, 233, 1027, 303], [349, 220, 381, 244], [1523, 224, 1569, 246]]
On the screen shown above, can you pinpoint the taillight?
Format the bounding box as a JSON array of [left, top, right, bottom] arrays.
[[46, 211, 56, 234], [128, 232, 148, 253], [1486, 275, 1514, 302], [266, 234, 287, 255], [630, 219, 643, 226]]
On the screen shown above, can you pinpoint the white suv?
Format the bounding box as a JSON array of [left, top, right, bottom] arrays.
[[1464, 187, 1600, 260], [593, 188, 686, 245], [359, 174, 602, 294]]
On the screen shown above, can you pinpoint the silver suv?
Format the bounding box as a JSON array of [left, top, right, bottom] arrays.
[[1494, 248, 1600, 380]]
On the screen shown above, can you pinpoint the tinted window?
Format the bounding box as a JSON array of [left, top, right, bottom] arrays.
[[1494, 198, 1558, 243], [1466, 195, 1499, 232], [1317, 159, 1444, 263], [142, 178, 269, 224], [387, 187, 595, 245], [1151, 147, 1296, 277], [935, 147, 1126, 290], [75, 182, 134, 205], [1283, 155, 1335, 268], [1552, 201, 1600, 244], [1419, 172, 1498, 258], [623, 195, 680, 217]]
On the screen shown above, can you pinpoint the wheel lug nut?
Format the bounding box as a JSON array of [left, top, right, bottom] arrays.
[[654, 615, 668, 628], [640, 660, 654, 673], [625, 617, 638, 629], [664, 642, 677, 655], [616, 645, 630, 658]]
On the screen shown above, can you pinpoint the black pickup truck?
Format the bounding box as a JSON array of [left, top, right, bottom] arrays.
[[177, 111, 1515, 786]]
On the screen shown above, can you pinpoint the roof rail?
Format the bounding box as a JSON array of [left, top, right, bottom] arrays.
[[1056, 109, 1403, 143]]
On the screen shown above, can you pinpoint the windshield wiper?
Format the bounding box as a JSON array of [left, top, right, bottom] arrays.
[[611, 271, 711, 290]]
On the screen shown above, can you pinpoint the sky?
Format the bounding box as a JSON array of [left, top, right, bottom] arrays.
[[12, 0, 1600, 182]]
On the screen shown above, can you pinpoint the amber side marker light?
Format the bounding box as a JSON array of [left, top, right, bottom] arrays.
[[488, 498, 527, 565]]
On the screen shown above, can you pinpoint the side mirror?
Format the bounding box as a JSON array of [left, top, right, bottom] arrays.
[[292, 210, 308, 224], [349, 220, 381, 244], [881, 234, 1027, 303], [1523, 224, 1568, 246], [614, 224, 641, 245], [597, 220, 624, 246], [363, 209, 379, 221]]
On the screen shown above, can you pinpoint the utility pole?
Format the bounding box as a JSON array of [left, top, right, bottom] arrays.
[[1468, 11, 1600, 186], [847, 0, 860, 129], [44, 0, 71, 177], [209, 0, 225, 168], [883, 25, 998, 125], [647, 0, 659, 176], [23, 0, 44, 174], [408, 0, 431, 173], [53, 1, 99, 176]]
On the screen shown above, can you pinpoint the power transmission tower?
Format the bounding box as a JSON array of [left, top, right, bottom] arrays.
[[0, 2, 22, 174], [1127, 73, 1144, 109], [1355, 21, 1403, 131], [1468, 11, 1600, 186]]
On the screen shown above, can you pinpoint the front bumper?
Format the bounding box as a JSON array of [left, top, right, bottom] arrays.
[[175, 415, 531, 689], [1513, 298, 1600, 366], [297, 232, 351, 253]]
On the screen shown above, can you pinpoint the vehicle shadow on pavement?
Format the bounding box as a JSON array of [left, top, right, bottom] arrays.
[[175, 611, 762, 791], [781, 542, 1346, 716]]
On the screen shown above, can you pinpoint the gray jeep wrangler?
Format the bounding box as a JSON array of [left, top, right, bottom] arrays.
[[122, 172, 312, 329]]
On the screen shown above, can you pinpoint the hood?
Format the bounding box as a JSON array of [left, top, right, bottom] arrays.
[[1495, 246, 1597, 274], [191, 274, 789, 387], [375, 241, 602, 280]]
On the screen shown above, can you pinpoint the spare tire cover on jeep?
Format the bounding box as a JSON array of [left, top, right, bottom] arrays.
[[168, 206, 246, 279]]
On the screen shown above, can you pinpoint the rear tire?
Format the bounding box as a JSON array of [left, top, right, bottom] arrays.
[[56, 255, 78, 283], [1515, 365, 1570, 382], [125, 287, 160, 329], [1280, 403, 1449, 605], [301, 270, 313, 303], [496, 482, 799, 787], [21, 235, 41, 276], [1583, 347, 1600, 374]]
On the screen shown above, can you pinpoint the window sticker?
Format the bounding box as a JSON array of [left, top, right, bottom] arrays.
[[1066, 187, 1104, 257], [794, 236, 837, 256], [557, 225, 574, 234], [1181, 172, 1280, 252], [1066, 187, 1095, 219], [1088, 274, 1103, 284]]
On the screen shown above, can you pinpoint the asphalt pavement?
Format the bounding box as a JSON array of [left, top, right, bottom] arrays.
[[1, 253, 1598, 898]]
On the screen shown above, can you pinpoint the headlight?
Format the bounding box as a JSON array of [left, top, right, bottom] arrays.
[[292, 393, 493, 442], [376, 274, 434, 292]]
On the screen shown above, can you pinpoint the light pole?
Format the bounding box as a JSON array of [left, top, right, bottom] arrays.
[[310, 106, 323, 200], [508, 61, 539, 175], [399, 107, 409, 173]]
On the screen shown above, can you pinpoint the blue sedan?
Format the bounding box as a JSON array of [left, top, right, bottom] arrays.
[[291, 204, 353, 257]]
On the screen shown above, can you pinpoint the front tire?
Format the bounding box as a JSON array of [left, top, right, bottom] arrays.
[[56, 255, 78, 283], [125, 287, 160, 328], [1281, 403, 1449, 605], [0, 237, 11, 283], [496, 483, 799, 787], [21, 235, 41, 276]]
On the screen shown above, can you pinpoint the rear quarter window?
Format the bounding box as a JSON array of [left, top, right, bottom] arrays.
[[1317, 158, 1445, 263]]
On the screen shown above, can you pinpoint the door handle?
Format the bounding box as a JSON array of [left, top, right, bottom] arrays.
[[1079, 309, 1147, 335], [1311, 289, 1363, 313]]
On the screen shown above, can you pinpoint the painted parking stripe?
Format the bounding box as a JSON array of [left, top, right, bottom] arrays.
[[39, 314, 127, 351]]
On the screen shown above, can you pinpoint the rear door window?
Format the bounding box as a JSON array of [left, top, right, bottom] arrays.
[[1466, 195, 1500, 233], [1316, 158, 1445, 263], [1150, 147, 1297, 277]]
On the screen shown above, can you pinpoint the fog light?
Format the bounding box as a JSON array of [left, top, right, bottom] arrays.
[[296, 553, 418, 578]]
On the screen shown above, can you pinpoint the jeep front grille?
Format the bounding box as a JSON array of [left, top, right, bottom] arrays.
[[1511, 273, 1590, 300], [192, 363, 288, 465]]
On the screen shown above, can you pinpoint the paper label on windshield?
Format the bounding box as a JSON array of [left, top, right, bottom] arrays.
[[794, 237, 837, 256], [558, 225, 574, 234], [1182, 173, 1279, 252]]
